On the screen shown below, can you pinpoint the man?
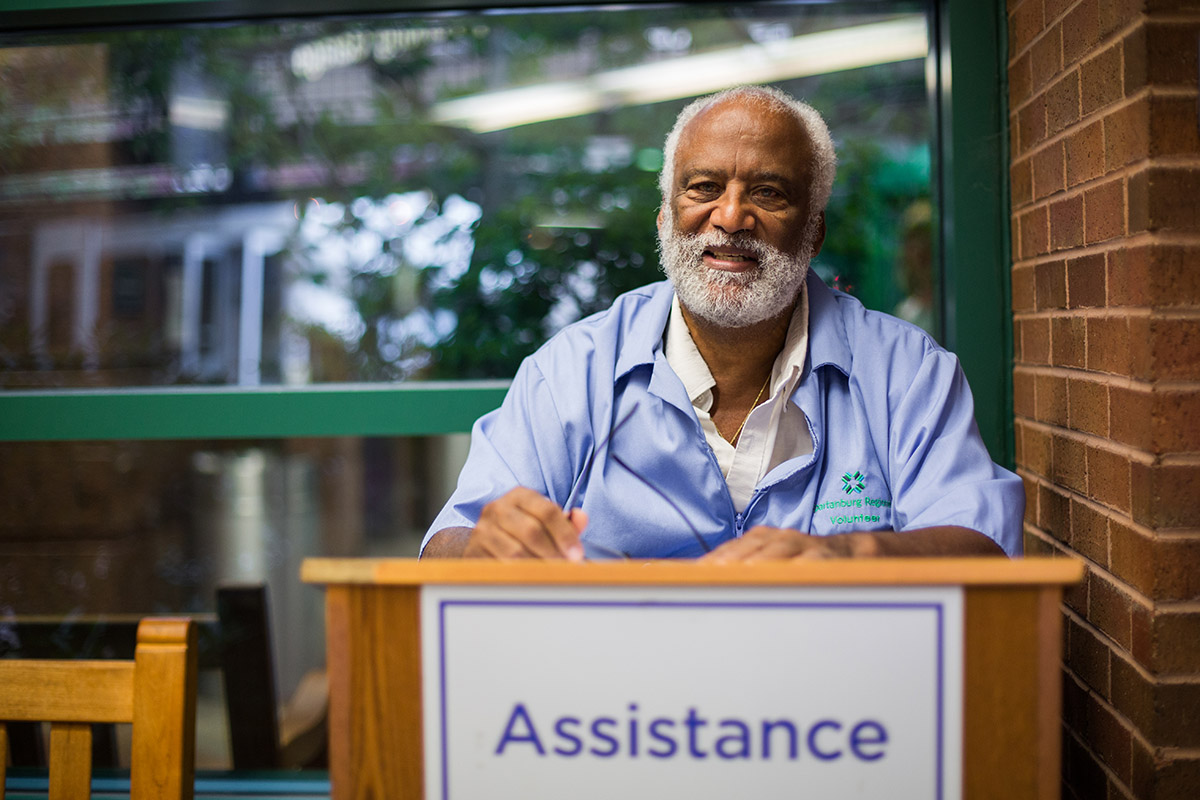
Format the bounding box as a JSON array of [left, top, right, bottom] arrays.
[[422, 84, 1023, 561]]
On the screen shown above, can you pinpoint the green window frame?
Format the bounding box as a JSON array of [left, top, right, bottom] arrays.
[[0, 0, 1013, 467]]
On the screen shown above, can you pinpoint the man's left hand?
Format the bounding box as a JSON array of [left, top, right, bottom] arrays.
[[698, 524, 1005, 561], [699, 526, 878, 562]]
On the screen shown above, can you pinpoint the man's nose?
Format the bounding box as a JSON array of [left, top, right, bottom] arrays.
[[710, 189, 755, 234]]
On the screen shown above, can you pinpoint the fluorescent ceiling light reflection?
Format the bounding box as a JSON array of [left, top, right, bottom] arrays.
[[432, 16, 928, 133]]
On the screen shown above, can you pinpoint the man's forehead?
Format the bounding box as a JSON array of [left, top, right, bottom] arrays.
[[681, 96, 805, 145], [674, 97, 811, 178]]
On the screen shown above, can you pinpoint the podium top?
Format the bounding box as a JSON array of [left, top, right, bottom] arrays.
[[301, 556, 1084, 588]]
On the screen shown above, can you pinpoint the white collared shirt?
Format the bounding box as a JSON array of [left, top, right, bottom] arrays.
[[664, 288, 814, 512]]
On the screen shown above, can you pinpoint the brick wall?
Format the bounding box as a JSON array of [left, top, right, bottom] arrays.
[[1008, 0, 1200, 797]]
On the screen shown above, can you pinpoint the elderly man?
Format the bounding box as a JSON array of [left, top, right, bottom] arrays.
[[422, 84, 1023, 561]]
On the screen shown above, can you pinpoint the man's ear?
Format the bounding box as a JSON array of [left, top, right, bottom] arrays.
[[809, 212, 827, 256], [656, 208, 664, 231]]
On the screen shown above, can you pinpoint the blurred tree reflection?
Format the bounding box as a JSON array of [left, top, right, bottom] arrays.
[[0, 9, 936, 384]]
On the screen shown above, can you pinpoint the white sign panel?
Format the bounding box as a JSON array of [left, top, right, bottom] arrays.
[[421, 585, 963, 800]]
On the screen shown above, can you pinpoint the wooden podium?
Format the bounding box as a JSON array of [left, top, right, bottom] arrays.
[[302, 557, 1083, 800]]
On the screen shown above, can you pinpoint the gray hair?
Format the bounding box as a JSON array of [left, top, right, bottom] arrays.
[[658, 85, 837, 217]]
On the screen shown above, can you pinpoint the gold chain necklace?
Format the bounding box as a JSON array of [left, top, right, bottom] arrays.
[[725, 373, 771, 447]]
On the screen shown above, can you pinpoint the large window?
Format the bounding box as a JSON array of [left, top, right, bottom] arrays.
[[0, 0, 1009, 777], [1, 2, 935, 389]]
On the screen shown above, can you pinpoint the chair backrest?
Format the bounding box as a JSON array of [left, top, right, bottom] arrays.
[[0, 618, 197, 800]]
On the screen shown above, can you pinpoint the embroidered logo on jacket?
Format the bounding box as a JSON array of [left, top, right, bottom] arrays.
[[841, 470, 866, 494]]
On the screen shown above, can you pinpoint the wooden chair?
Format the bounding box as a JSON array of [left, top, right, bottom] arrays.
[[0, 617, 197, 800]]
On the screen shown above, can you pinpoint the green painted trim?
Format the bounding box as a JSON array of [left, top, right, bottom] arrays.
[[938, 0, 1014, 468], [0, 383, 507, 441]]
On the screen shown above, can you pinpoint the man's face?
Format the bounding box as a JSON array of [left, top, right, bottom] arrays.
[[657, 98, 824, 328]]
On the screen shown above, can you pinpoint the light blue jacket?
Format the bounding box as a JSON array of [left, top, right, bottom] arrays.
[[424, 271, 1024, 558]]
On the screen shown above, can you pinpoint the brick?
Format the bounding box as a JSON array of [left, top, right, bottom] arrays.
[[1132, 461, 1200, 528], [1131, 734, 1157, 799], [1025, 422, 1055, 475], [1024, 527, 1057, 555], [1099, 0, 1144, 39], [1050, 193, 1084, 250], [1087, 444, 1132, 513], [1071, 496, 1110, 565], [1110, 519, 1157, 599], [1065, 119, 1105, 187], [1156, 537, 1200, 602], [1086, 690, 1133, 785], [1010, 0, 1048, 59], [1080, 40, 1124, 115], [1131, 601, 1153, 666], [1148, 609, 1200, 673], [1145, 244, 1200, 307], [1104, 99, 1150, 172], [1084, 316, 1128, 376], [1122, 25, 1147, 96], [1024, 316, 1053, 365], [1127, 167, 1150, 236], [1046, 71, 1082, 135], [1065, 727, 1110, 800], [1109, 385, 1153, 449], [1066, 253, 1105, 308], [1068, 612, 1113, 696], [1105, 245, 1144, 307], [1037, 371, 1070, 423], [1150, 94, 1200, 156], [1089, 569, 1133, 649], [1110, 656, 1153, 738], [1157, 681, 1200, 747], [1011, 206, 1024, 260], [1145, 20, 1200, 87], [1044, 0, 1077, 22], [1020, 204, 1051, 259], [1068, 375, 1108, 436], [1062, 0, 1101, 66], [1054, 433, 1088, 493], [1063, 668, 1090, 739], [1011, 51, 1034, 109], [1144, 167, 1200, 232], [1152, 389, 1200, 452], [1150, 316, 1200, 381], [1066, 559, 1091, 614], [1036, 259, 1068, 309], [1011, 112, 1023, 163], [1128, 315, 1153, 381], [1053, 315, 1088, 367], [1013, 263, 1037, 311], [1039, 480, 1072, 537], [1117, 657, 1200, 747], [1014, 367, 1037, 417], [1033, 23, 1064, 89], [1156, 755, 1200, 800], [1019, 93, 1049, 152], [1083, 177, 1125, 244], [1033, 141, 1067, 199], [1011, 156, 1034, 210]]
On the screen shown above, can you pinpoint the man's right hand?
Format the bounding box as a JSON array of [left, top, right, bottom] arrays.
[[423, 487, 587, 560]]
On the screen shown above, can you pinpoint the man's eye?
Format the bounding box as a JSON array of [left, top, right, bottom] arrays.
[[687, 182, 720, 196]]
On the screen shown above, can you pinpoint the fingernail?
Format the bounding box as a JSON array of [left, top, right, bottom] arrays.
[[567, 545, 585, 562]]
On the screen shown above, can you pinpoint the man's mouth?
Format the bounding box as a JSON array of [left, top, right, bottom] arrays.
[[702, 248, 760, 270]]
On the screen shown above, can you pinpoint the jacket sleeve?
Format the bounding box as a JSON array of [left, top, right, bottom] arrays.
[[887, 347, 1025, 556]]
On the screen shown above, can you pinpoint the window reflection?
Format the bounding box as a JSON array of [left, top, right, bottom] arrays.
[[0, 5, 935, 389], [0, 433, 468, 768]]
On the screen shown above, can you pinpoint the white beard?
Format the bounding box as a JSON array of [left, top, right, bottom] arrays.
[[657, 214, 816, 328]]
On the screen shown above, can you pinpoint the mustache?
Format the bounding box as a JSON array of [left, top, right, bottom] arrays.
[[660, 229, 783, 263]]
